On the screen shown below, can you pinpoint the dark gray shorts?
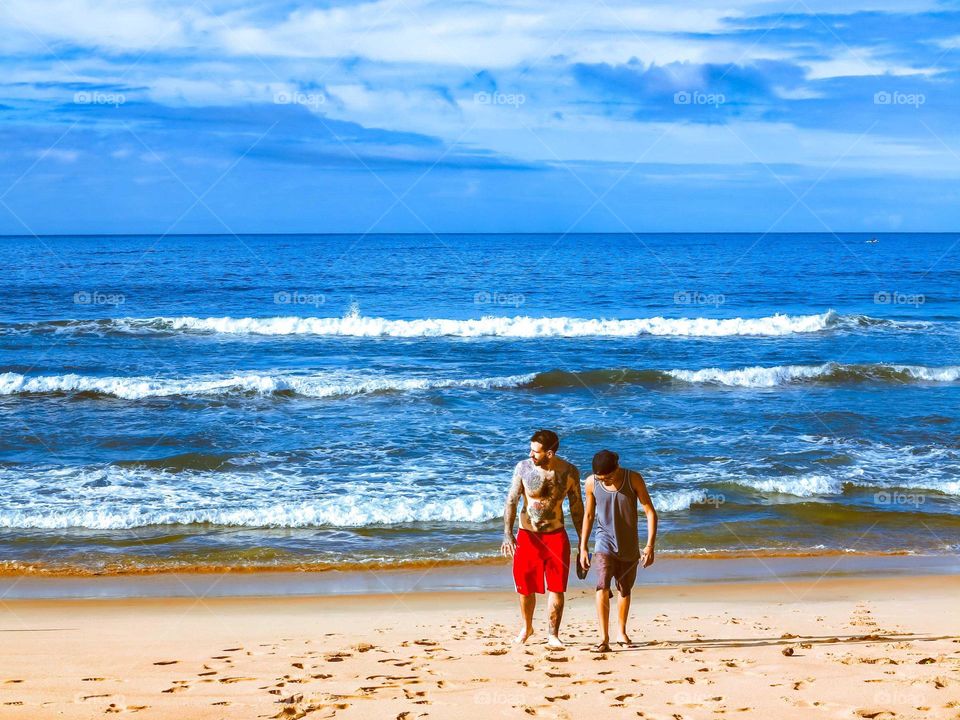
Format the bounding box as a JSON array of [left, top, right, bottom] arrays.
[[594, 552, 639, 597]]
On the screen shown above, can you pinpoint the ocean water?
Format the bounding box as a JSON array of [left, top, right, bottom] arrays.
[[1, 232, 958, 574]]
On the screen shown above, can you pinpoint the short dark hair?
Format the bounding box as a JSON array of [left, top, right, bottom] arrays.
[[592, 449, 619, 476], [530, 429, 559, 453]]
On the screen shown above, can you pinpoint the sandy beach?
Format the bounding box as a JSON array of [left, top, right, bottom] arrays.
[[1, 570, 958, 719]]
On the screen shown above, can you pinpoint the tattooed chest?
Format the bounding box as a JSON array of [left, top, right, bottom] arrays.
[[521, 468, 565, 526], [523, 471, 562, 500]]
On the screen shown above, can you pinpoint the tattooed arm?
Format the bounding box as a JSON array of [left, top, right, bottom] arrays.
[[566, 465, 585, 544], [501, 467, 523, 557]]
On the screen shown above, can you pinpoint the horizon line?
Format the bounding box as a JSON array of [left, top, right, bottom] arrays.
[[0, 231, 953, 239]]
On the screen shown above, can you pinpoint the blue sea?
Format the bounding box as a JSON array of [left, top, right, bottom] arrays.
[[1, 233, 958, 574]]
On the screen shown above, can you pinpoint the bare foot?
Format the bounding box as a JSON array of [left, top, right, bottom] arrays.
[[546, 635, 565, 650], [513, 628, 535, 644]]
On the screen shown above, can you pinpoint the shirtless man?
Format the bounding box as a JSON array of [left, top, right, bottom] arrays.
[[501, 429, 584, 649]]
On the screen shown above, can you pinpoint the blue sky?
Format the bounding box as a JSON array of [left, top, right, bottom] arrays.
[[1, 0, 958, 233]]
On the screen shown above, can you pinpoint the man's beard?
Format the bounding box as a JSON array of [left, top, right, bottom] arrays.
[[533, 456, 551, 468]]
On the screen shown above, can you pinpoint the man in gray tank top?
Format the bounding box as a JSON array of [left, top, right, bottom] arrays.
[[578, 449, 658, 653]]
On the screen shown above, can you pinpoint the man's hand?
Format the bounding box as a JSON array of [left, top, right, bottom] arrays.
[[578, 547, 591, 569], [501, 535, 517, 557], [641, 545, 655, 568]]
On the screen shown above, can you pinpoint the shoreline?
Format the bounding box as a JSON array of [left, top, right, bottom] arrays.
[[0, 546, 945, 578], [1, 553, 957, 600]]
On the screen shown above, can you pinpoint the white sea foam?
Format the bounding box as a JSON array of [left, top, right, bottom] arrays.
[[5, 362, 956, 400], [13, 310, 857, 338], [652, 489, 727, 512], [667, 363, 960, 387], [0, 497, 505, 530], [668, 364, 831, 387], [732, 474, 844, 497], [1, 469, 957, 529], [892, 365, 960, 382], [0, 371, 535, 400], [154, 311, 844, 337]]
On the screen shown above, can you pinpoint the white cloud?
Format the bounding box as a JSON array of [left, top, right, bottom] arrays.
[[35, 148, 79, 162], [0, 0, 190, 52], [804, 48, 941, 80]]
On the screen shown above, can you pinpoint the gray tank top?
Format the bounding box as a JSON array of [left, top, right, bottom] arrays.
[[593, 469, 640, 560]]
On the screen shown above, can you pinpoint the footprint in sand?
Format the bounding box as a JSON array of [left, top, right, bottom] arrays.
[[108, 703, 146, 714], [152, 661, 178, 666]]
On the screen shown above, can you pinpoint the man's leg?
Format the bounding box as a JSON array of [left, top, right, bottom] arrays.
[[616, 559, 638, 645], [591, 553, 613, 651], [596, 589, 610, 645], [542, 529, 570, 649], [512, 530, 540, 644], [516, 593, 536, 643], [547, 592, 564, 635], [617, 593, 632, 644]]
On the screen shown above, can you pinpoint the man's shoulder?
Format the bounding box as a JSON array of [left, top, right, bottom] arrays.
[[555, 456, 580, 479], [514, 458, 535, 477]]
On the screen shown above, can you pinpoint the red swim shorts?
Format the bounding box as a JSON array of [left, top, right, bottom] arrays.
[[513, 528, 571, 595]]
